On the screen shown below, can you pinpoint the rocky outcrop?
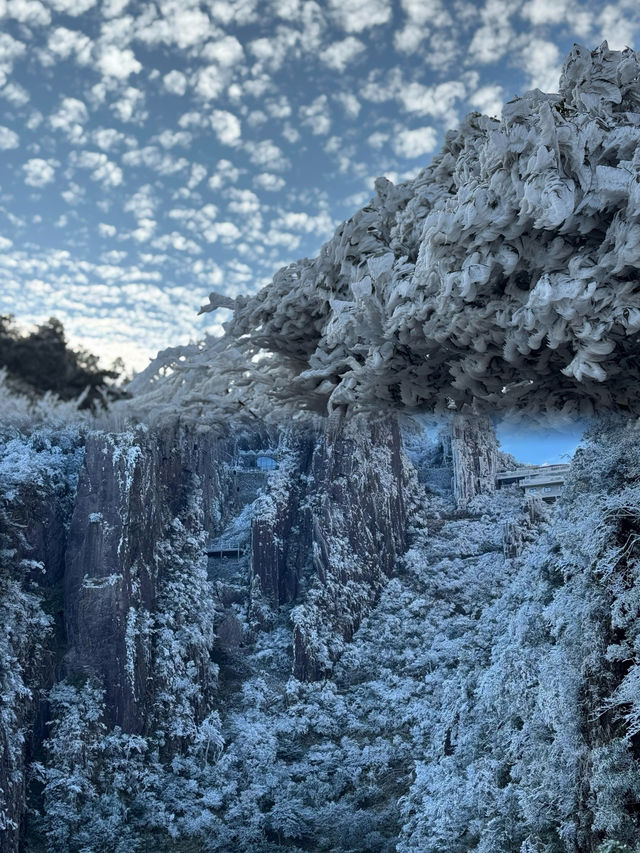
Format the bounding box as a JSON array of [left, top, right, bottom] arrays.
[[249, 415, 409, 680], [64, 425, 232, 732], [0, 431, 83, 852], [249, 431, 315, 608], [447, 415, 499, 506], [289, 415, 408, 680]]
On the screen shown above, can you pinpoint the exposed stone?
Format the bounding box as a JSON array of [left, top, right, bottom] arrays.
[[448, 415, 499, 507], [64, 425, 232, 732], [291, 414, 408, 680]]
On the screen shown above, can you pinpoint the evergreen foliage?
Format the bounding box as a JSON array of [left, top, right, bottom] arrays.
[[0, 315, 126, 410]]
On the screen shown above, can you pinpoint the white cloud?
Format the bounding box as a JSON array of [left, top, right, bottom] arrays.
[[23, 158, 56, 187], [70, 150, 123, 186], [521, 0, 569, 25], [187, 163, 207, 188], [277, 209, 335, 235], [281, 124, 300, 144], [26, 110, 42, 130], [61, 181, 85, 204], [148, 232, 202, 254], [248, 31, 299, 72], [394, 26, 423, 54], [0, 125, 19, 149], [468, 83, 504, 118], [226, 188, 260, 215], [468, 0, 517, 64], [208, 159, 241, 190], [207, 0, 259, 26], [253, 172, 285, 191], [360, 69, 400, 104], [247, 109, 267, 127], [163, 70, 188, 95], [132, 4, 215, 50], [93, 127, 126, 150], [0, 82, 29, 105], [100, 13, 136, 47], [201, 35, 244, 66], [393, 126, 438, 158], [598, 5, 637, 51], [131, 218, 156, 242], [320, 36, 365, 72], [122, 146, 189, 175], [394, 0, 453, 53], [399, 80, 466, 126], [328, 0, 391, 32], [334, 92, 361, 117], [124, 185, 156, 220], [155, 129, 192, 148], [102, 0, 129, 17], [202, 221, 241, 243], [194, 65, 227, 100], [210, 109, 242, 146], [99, 222, 117, 237], [5, 0, 51, 27], [97, 45, 142, 79], [522, 38, 561, 92], [0, 32, 25, 63], [245, 139, 289, 171], [265, 96, 291, 119], [167, 8, 213, 49], [0, 33, 26, 88], [111, 86, 145, 122], [47, 0, 97, 14], [178, 111, 206, 129], [46, 27, 92, 64], [367, 131, 388, 149], [299, 95, 331, 135], [49, 97, 89, 143]]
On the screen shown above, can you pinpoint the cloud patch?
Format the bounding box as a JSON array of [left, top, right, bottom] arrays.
[[393, 126, 438, 158], [23, 158, 56, 187], [0, 125, 19, 149], [328, 0, 392, 32]]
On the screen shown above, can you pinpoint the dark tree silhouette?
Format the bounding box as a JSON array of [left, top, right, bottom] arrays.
[[0, 315, 127, 409]]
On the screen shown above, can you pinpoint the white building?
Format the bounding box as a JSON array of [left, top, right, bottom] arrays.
[[495, 463, 570, 501]]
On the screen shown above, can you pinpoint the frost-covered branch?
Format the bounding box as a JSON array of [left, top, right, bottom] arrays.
[[129, 43, 640, 425]]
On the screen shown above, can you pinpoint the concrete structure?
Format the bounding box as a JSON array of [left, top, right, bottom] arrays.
[[495, 463, 570, 501]]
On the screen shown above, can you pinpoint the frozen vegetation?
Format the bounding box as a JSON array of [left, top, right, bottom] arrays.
[[132, 43, 640, 424]]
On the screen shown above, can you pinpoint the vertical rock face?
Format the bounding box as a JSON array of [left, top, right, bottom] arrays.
[[250, 414, 406, 681], [249, 431, 315, 608], [292, 414, 408, 681], [64, 425, 231, 732], [0, 433, 83, 853], [448, 415, 499, 506]]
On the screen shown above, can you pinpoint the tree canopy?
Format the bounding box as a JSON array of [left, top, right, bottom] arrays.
[[0, 315, 126, 410]]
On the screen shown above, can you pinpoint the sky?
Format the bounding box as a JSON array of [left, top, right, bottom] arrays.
[[494, 418, 586, 465]]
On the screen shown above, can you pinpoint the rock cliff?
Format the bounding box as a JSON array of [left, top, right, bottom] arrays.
[[64, 426, 233, 732], [0, 413, 507, 850]]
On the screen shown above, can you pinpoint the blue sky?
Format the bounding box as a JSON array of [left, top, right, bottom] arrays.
[[0, 0, 637, 375], [495, 418, 586, 464]]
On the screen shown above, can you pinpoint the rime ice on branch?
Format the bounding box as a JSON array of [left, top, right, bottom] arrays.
[[132, 43, 640, 424]]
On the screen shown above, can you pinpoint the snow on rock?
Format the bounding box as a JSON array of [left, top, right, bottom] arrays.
[[64, 425, 231, 732], [447, 415, 499, 506]]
